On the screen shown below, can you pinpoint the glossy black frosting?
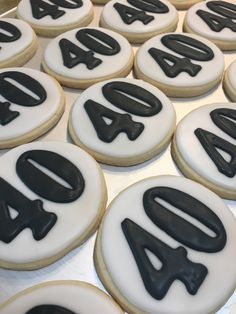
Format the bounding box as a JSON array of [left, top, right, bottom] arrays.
[[59, 29, 120, 69], [197, 1, 236, 32], [16, 150, 85, 203], [121, 185, 227, 299], [143, 187, 226, 252], [84, 81, 163, 142], [195, 108, 236, 178], [0, 71, 47, 126], [26, 305, 77, 314], [30, 0, 83, 19], [30, 0, 66, 19], [84, 99, 144, 142], [0, 20, 21, 43], [0, 178, 57, 243], [122, 218, 208, 300], [148, 34, 214, 78]]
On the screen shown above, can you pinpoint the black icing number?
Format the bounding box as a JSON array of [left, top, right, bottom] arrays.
[[26, 305, 76, 314], [30, 0, 83, 20], [0, 20, 21, 45], [113, 0, 169, 26], [197, 1, 236, 32], [148, 34, 214, 78], [122, 187, 226, 299], [0, 71, 47, 126], [84, 81, 162, 142], [195, 108, 236, 177], [0, 150, 85, 243], [59, 28, 121, 69]]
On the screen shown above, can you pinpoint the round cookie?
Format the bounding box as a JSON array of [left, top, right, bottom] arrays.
[[0, 281, 123, 314], [17, 0, 94, 37], [0, 141, 107, 270], [0, 18, 37, 68], [168, 0, 203, 10], [184, 0, 236, 51], [134, 32, 225, 97], [0, 67, 65, 149], [100, 0, 178, 44], [69, 78, 176, 166], [42, 27, 134, 89], [171, 103, 236, 200], [223, 60, 236, 101], [94, 175, 236, 314]]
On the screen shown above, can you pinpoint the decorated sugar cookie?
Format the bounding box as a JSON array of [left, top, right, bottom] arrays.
[[94, 175, 236, 314], [0, 18, 37, 68], [0, 281, 123, 314], [42, 27, 134, 89], [0, 67, 65, 149], [184, 0, 236, 50], [134, 32, 224, 97], [100, 0, 178, 43], [0, 141, 107, 270], [172, 103, 236, 199], [69, 78, 176, 166], [223, 60, 236, 101], [168, 0, 203, 10], [17, 0, 94, 37]]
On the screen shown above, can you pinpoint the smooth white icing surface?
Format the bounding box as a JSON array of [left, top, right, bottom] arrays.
[[175, 103, 236, 191], [70, 78, 176, 160], [0, 68, 62, 142], [0, 18, 34, 62], [227, 59, 236, 90], [44, 27, 133, 80], [135, 32, 224, 88], [0, 141, 106, 264], [101, 175, 236, 314], [17, 0, 93, 28], [185, 0, 236, 43], [1, 281, 122, 313], [101, 0, 178, 34]]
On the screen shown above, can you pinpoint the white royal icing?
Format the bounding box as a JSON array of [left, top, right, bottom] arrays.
[[226, 59, 236, 92], [0, 141, 106, 264], [185, 0, 236, 44], [0, 68, 63, 142], [135, 32, 224, 88], [100, 0, 178, 35], [1, 281, 123, 314], [0, 18, 34, 63], [175, 103, 236, 191], [70, 78, 176, 162], [17, 0, 93, 28], [43, 27, 133, 81], [100, 175, 236, 314]]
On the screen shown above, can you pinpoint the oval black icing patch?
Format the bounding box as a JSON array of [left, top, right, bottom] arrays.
[[25, 305, 77, 314], [0, 71, 47, 106], [161, 34, 214, 61], [16, 150, 85, 203], [0, 20, 21, 43], [102, 81, 162, 117], [143, 186, 227, 252]]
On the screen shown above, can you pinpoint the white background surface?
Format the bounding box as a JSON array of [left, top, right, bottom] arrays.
[[0, 5, 235, 314]]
